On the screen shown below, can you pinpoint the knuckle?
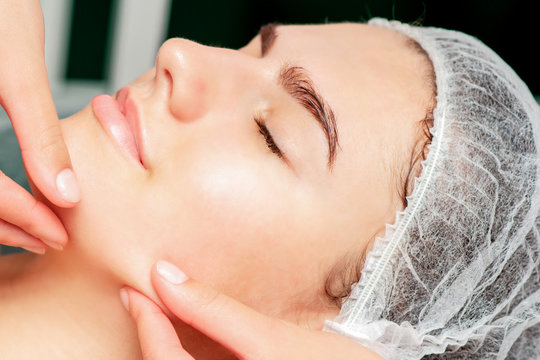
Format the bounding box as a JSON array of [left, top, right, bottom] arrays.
[[22, 122, 65, 157], [39, 124, 64, 155], [181, 290, 223, 328], [200, 291, 223, 310], [191, 288, 220, 311]]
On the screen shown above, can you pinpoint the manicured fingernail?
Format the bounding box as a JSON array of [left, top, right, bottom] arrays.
[[41, 239, 64, 251], [23, 246, 46, 255], [120, 288, 130, 311], [156, 260, 189, 285], [56, 168, 81, 203]]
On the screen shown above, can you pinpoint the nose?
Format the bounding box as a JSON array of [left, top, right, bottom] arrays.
[[154, 38, 216, 121]]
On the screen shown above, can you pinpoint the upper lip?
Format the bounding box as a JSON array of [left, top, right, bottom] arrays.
[[116, 87, 146, 168]]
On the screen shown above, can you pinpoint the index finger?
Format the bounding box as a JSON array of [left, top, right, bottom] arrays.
[[150, 260, 288, 359], [1, 66, 80, 207], [150, 261, 386, 360], [0, 1, 80, 207]]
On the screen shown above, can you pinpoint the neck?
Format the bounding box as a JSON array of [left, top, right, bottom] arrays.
[[0, 247, 236, 359], [0, 249, 141, 359]]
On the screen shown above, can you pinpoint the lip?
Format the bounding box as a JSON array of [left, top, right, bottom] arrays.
[[91, 89, 145, 168], [117, 88, 146, 168]]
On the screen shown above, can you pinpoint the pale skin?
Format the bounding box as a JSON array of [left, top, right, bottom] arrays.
[[0, 0, 80, 254], [0, 23, 433, 359]]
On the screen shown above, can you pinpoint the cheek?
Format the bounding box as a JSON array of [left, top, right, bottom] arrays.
[[147, 150, 317, 296], [186, 159, 267, 226], [150, 151, 282, 251], [59, 112, 330, 311]]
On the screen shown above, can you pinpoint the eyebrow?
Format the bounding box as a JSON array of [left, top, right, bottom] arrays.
[[258, 23, 339, 169]]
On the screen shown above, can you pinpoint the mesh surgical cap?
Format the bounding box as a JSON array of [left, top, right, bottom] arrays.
[[324, 18, 540, 359]]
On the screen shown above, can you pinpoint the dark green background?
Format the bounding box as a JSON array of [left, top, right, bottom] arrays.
[[66, 0, 538, 93]]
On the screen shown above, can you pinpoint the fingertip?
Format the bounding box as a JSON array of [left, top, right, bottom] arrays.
[[120, 287, 130, 312], [55, 168, 81, 204], [53, 226, 69, 247], [40, 238, 64, 251], [22, 245, 47, 255], [23, 198, 69, 248], [120, 287, 152, 319], [155, 260, 189, 285]]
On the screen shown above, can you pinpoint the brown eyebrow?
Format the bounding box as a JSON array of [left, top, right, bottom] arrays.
[[257, 23, 340, 169]]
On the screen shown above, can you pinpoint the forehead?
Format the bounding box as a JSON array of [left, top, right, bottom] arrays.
[[270, 23, 433, 218], [273, 23, 424, 115], [273, 23, 429, 165]]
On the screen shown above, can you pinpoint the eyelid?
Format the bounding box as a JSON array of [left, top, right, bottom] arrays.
[[253, 117, 298, 176], [254, 115, 284, 159]]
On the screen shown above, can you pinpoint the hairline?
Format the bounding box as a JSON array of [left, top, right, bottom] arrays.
[[323, 35, 437, 306]]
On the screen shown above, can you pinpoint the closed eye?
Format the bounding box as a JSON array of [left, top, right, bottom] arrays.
[[254, 117, 283, 159]]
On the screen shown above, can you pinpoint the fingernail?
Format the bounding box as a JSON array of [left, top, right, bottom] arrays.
[[156, 260, 189, 285], [23, 246, 46, 255], [41, 239, 64, 251], [56, 168, 81, 203], [120, 288, 130, 311]]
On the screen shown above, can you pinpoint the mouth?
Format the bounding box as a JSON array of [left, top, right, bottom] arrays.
[[91, 89, 146, 168]]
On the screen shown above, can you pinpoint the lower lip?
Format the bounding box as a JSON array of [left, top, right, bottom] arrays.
[[91, 94, 142, 166]]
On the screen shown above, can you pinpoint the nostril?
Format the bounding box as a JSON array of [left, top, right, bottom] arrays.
[[164, 69, 173, 98], [154, 38, 210, 121]]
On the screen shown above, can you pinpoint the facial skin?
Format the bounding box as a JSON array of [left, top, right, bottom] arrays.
[[50, 23, 433, 330]]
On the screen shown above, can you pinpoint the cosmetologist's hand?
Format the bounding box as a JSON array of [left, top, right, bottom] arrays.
[[121, 260, 384, 360], [0, 0, 78, 253]]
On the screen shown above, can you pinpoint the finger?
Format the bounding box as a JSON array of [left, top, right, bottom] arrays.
[[0, 2, 80, 207], [150, 261, 385, 360], [0, 219, 47, 254], [2, 74, 81, 207], [0, 170, 67, 249], [121, 288, 195, 360], [151, 260, 284, 359]]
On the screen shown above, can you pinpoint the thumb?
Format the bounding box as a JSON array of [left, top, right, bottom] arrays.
[[2, 64, 80, 207], [150, 260, 287, 360], [0, 0, 80, 207], [146, 261, 384, 360]]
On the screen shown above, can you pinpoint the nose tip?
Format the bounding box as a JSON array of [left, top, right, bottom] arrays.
[[155, 38, 209, 121]]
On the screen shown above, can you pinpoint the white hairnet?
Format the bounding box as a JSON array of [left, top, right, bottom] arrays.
[[324, 18, 540, 359]]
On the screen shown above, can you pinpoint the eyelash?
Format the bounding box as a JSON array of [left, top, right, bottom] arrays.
[[254, 116, 283, 159]]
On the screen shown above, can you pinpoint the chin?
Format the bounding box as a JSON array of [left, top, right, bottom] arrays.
[[28, 109, 175, 312]]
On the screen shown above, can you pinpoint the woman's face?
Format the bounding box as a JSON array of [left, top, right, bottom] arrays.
[[52, 23, 432, 325]]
